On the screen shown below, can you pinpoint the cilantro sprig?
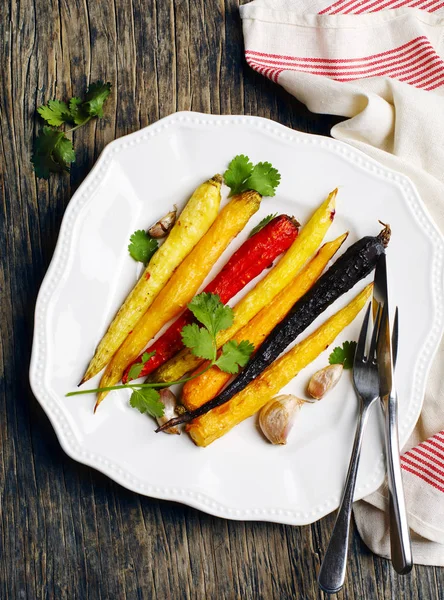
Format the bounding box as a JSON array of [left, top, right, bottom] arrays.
[[128, 230, 158, 263], [67, 293, 254, 420], [329, 341, 357, 370], [129, 387, 165, 417], [127, 351, 156, 381], [183, 293, 254, 372], [33, 81, 112, 179], [249, 213, 278, 238], [224, 155, 281, 197]]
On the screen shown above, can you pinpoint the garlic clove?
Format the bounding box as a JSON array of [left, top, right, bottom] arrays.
[[307, 364, 343, 399], [156, 389, 181, 434], [148, 207, 177, 238], [259, 394, 303, 445]]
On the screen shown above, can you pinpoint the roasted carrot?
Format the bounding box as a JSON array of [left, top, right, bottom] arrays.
[[122, 214, 299, 383], [159, 224, 389, 430], [94, 189, 262, 409], [181, 232, 348, 410], [80, 174, 222, 384], [186, 284, 372, 447], [148, 189, 337, 384]]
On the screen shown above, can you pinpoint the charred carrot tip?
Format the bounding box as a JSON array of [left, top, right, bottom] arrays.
[[290, 216, 301, 228], [155, 413, 191, 432], [211, 174, 223, 185], [377, 221, 391, 248]]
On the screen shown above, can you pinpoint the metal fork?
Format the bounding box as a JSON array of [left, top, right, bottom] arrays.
[[318, 302, 381, 594]]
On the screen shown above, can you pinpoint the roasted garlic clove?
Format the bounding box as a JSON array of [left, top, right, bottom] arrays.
[[259, 394, 303, 445], [148, 207, 177, 238], [156, 389, 181, 434], [307, 364, 343, 399]]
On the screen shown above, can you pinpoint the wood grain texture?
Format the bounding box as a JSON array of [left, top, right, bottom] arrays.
[[0, 0, 442, 598]]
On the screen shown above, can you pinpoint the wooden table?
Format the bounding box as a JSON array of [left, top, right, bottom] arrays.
[[1, 1, 443, 598]]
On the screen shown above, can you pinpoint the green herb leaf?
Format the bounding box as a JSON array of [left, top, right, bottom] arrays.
[[249, 213, 278, 238], [223, 155, 281, 197], [224, 154, 254, 196], [247, 162, 281, 197], [215, 340, 254, 374], [82, 81, 112, 117], [32, 127, 75, 179], [69, 97, 89, 126], [187, 292, 233, 337], [181, 323, 215, 360], [129, 387, 164, 417], [329, 341, 357, 369], [127, 351, 156, 381], [37, 100, 72, 127], [33, 82, 112, 179], [128, 230, 158, 263]]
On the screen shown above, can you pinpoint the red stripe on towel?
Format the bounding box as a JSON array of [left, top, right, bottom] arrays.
[[401, 464, 444, 493], [400, 431, 444, 492], [245, 36, 444, 90], [319, 0, 444, 13]]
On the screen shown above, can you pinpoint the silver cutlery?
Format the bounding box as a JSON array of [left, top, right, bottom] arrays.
[[318, 254, 413, 594], [318, 302, 382, 594], [374, 254, 413, 574]]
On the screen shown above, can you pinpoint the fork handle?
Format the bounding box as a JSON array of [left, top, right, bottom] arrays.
[[384, 391, 413, 574], [318, 402, 372, 594]]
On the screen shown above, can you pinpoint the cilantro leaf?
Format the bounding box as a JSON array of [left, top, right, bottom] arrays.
[[142, 351, 154, 363], [37, 100, 72, 127], [249, 213, 278, 238], [82, 81, 112, 117], [247, 162, 281, 197], [56, 135, 76, 164], [32, 127, 75, 179], [187, 293, 233, 337], [181, 323, 215, 360], [130, 387, 164, 417], [128, 230, 158, 263], [224, 154, 254, 196], [127, 351, 156, 381], [223, 155, 281, 198], [69, 97, 89, 126], [329, 341, 357, 369], [214, 340, 254, 374]]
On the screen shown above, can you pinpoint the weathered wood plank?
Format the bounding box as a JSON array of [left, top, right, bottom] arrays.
[[0, 0, 442, 598]]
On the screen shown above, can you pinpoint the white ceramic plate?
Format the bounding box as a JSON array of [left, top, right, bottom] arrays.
[[30, 112, 444, 525]]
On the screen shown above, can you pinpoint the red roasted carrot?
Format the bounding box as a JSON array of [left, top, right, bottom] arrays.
[[122, 214, 299, 382]]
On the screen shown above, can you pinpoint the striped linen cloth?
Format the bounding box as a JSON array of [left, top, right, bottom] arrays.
[[241, 1, 444, 566], [246, 36, 444, 90]]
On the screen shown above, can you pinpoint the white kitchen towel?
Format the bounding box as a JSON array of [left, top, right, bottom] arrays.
[[240, 1, 444, 566]]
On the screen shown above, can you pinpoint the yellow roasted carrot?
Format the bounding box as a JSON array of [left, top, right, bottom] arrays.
[[81, 175, 222, 383], [149, 189, 338, 384], [187, 284, 372, 447], [181, 232, 348, 410], [95, 190, 262, 408]]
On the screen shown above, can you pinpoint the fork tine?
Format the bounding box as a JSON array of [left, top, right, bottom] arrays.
[[369, 303, 382, 362], [354, 303, 372, 363]]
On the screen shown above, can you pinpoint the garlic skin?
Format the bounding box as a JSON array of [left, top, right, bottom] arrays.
[[148, 207, 177, 238], [156, 389, 180, 434], [259, 394, 302, 445], [307, 364, 343, 399]]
